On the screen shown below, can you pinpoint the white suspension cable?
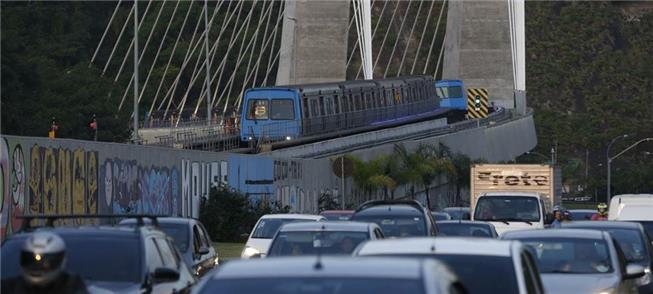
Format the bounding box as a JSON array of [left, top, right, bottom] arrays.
[[410, 0, 436, 74], [262, 1, 284, 86], [118, 0, 166, 110], [139, 0, 181, 122], [90, 0, 123, 67], [422, 0, 447, 74], [346, 0, 379, 70], [397, 0, 424, 76], [249, 0, 276, 90], [383, 1, 413, 78], [113, 0, 154, 83], [102, 4, 134, 76], [148, 1, 194, 117], [369, 0, 400, 79], [433, 30, 446, 78]]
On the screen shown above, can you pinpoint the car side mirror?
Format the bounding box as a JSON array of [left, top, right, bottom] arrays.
[[198, 246, 210, 256], [544, 213, 553, 225], [625, 264, 646, 280], [152, 267, 180, 284]]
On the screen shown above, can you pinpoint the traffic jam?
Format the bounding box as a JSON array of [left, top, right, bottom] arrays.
[[1, 165, 652, 294]]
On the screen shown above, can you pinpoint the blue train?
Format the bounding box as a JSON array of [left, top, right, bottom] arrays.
[[435, 79, 467, 119], [240, 76, 468, 145]]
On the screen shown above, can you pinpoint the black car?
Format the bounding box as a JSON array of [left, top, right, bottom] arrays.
[[120, 217, 218, 277], [1, 215, 196, 293], [351, 200, 438, 237], [436, 220, 498, 238]]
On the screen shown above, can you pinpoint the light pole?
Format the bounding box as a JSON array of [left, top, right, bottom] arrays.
[[526, 150, 553, 164], [606, 134, 628, 201], [607, 136, 653, 201]]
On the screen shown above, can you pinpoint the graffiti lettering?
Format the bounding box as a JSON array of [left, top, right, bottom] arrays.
[[274, 160, 302, 181], [181, 159, 227, 218], [102, 159, 178, 216], [477, 171, 549, 186]]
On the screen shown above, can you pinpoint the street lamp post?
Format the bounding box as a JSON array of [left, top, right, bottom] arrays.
[[606, 134, 628, 201], [607, 136, 652, 201], [526, 150, 553, 164]]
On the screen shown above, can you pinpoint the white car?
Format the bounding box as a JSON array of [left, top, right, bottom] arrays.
[[354, 237, 545, 294], [609, 194, 653, 221], [241, 214, 325, 259], [472, 191, 551, 235]]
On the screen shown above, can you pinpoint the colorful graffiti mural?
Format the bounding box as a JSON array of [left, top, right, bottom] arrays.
[[181, 159, 228, 218], [27, 145, 99, 218], [102, 159, 179, 216]]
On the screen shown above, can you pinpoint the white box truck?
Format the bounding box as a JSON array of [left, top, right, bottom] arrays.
[[470, 164, 561, 235]]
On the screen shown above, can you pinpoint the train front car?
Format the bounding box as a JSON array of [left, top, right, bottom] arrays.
[[240, 88, 302, 143], [435, 79, 467, 121]]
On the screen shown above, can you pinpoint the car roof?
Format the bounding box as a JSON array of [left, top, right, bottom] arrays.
[[480, 192, 542, 197], [320, 210, 354, 214], [443, 207, 470, 211], [354, 204, 424, 217], [501, 228, 608, 240], [210, 256, 425, 279], [5, 225, 143, 241], [356, 237, 515, 257], [279, 221, 374, 232], [568, 209, 596, 213], [120, 217, 194, 225], [562, 221, 642, 230], [436, 220, 494, 226], [260, 214, 325, 220]]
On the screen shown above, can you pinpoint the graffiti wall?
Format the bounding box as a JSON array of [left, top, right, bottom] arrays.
[[1, 135, 340, 240]]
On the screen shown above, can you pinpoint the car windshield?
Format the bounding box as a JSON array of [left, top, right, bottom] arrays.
[[438, 223, 494, 238], [251, 219, 316, 239], [199, 277, 424, 294], [270, 99, 295, 120], [431, 213, 450, 221], [444, 209, 469, 220], [435, 86, 463, 99], [638, 221, 653, 243], [268, 231, 369, 256], [474, 196, 540, 222], [570, 227, 649, 263], [520, 238, 613, 274], [2, 235, 142, 283], [351, 215, 426, 237], [160, 223, 190, 253]]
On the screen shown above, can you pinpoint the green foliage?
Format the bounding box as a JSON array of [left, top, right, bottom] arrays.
[[526, 2, 653, 196], [199, 184, 289, 243], [350, 143, 472, 208], [1, 2, 130, 141]]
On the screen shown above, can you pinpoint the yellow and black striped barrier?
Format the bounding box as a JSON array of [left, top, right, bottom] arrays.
[[466, 88, 489, 119]]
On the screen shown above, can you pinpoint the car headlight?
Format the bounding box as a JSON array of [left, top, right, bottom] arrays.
[[637, 267, 652, 286], [241, 246, 260, 259], [213, 256, 220, 266], [596, 287, 616, 294]]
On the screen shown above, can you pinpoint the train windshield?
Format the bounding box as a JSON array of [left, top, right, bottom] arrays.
[[270, 99, 295, 120], [247, 99, 269, 120], [436, 86, 463, 99]]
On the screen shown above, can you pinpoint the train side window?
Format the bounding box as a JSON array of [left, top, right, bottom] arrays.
[[310, 98, 320, 117], [319, 96, 326, 116], [342, 95, 350, 113], [371, 91, 378, 108], [333, 95, 340, 114], [302, 97, 310, 118], [354, 94, 361, 111], [324, 96, 334, 115], [386, 89, 393, 106]]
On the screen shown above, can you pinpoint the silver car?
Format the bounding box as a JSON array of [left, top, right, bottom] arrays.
[[502, 229, 645, 294], [190, 256, 466, 294]]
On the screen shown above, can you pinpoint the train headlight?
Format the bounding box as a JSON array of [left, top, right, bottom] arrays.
[[247, 136, 253, 141], [285, 136, 292, 141]]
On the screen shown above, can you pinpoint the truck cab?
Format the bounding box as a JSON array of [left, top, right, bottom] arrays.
[[472, 192, 550, 236]]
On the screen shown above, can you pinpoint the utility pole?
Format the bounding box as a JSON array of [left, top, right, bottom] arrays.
[[131, 0, 140, 143], [203, 0, 213, 125]]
